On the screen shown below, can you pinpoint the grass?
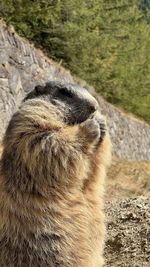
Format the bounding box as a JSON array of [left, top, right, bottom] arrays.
[[106, 158, 150, 199]]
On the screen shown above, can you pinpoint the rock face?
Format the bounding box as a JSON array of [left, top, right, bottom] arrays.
[[105, 197, 150, 267], [0, 22, 150, 160]]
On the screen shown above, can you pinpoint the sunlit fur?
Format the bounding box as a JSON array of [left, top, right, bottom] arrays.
[[0, 99, 111, 267]]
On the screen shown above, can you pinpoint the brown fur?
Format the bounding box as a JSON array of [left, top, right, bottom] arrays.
[[0, 99, 111, 267]]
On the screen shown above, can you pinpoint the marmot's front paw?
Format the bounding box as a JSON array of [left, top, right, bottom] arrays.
[[80, 118, 101, 143], [93, 113, 107, 143]]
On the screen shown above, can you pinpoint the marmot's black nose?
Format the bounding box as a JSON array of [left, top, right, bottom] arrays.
[[89, 101, 99, 113], [89, 105, 96, 113]]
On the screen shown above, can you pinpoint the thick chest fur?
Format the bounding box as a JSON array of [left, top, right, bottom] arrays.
[[0, 198, 104, 267]]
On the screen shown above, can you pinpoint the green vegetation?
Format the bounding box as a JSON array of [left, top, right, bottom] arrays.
[[139, 0, 150, 22], [0, 0, 149, 123]]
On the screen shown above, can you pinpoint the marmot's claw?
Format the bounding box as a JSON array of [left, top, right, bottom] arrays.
[[80, 118, 100, 143], [99, 121, 107, 142], [80, 112, 107, 144], [92, 113, 107, 143]]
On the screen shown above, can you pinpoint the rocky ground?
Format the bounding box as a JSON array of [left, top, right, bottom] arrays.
[[105, 197, 150, 267]]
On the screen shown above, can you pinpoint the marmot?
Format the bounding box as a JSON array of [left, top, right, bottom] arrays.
[[0, 82, 111, 267]]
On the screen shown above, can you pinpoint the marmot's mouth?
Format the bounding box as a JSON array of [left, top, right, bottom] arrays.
[[65, 111, 97, 126]]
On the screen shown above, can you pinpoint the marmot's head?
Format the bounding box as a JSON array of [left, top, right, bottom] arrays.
[[24, 81, 99, 124]]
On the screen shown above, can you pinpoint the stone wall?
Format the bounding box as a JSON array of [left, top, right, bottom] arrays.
[[96, 95, 150, 160], [0, 22, 150, 160], [0, 22, 73, 139]]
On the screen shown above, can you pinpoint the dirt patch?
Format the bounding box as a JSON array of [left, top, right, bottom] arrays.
[[104, 197, 150, 267]]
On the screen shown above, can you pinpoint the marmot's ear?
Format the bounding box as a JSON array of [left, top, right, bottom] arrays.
[[35, 85, 44, 94]]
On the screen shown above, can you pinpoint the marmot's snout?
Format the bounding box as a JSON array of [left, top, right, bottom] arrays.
[[69, 86, 99, 124]]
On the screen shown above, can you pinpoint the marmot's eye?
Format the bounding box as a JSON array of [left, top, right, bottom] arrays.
[[35, 85, 44, 95], [59, 88, 73, 98]]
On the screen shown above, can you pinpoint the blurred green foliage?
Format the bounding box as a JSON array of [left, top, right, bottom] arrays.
[[0, 0, 149, 123]]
